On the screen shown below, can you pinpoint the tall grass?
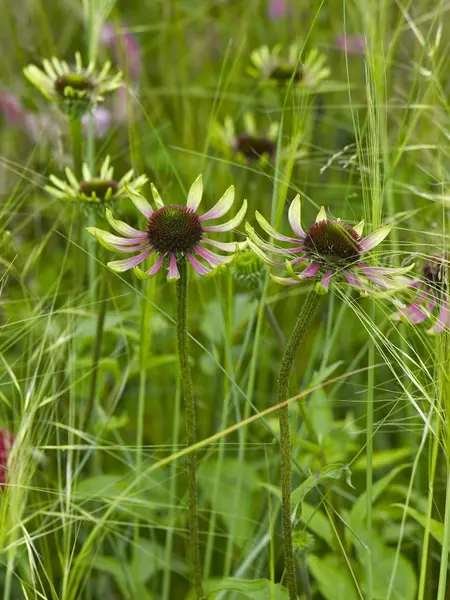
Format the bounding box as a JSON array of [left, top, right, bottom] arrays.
[[0, 0, 449, 599]]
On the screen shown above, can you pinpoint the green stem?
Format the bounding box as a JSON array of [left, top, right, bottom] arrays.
[[84, 265, 108, 432], [365, 312, 375, 600], [69, 117, 83, 179], [277, 289, 320, 600], [176, 259, 204, 600]]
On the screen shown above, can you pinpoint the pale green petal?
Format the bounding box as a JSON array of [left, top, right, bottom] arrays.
[[315, 206, 327, 222], [187, 174, 203, 211], [128, 185, 154, 217], [354, 220, 364, 236], [150, 183, 164, 209]]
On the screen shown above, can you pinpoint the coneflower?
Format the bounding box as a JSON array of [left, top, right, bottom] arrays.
[[24, 53, 122, 119], [88, 175, 247, 280], [393, 254, 449, 333], [45, 155, 147, 208], [249, 42, 330, 88], [88, 176, 246, 599], [245, 195, 412, 600]]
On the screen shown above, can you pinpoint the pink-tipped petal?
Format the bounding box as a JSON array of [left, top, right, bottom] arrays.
[[146, 254, 165, 275], [360, 225, 391, 253], [108, 248, 153, 272], [290, 255, 308, 265], [167, 253, 180, 281], [300, 261, 321, 279], [193, 245, 233, 267], [200, 185, 235, 222], [319, 269, 333, 291], [345, 271, 364, 288], [271, 274, 300, 286], [186, 252, 211, 276], [105, 209, 147, 238]]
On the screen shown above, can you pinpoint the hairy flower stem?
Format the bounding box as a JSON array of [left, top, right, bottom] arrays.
[[69, 117, 83, 179], [176, 259, 204, 600], [277, 289, 320, 600]]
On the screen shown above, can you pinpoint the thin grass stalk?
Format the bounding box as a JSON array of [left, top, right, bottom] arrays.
[[176, 259, 204, 599], [365, 329, 375, 600], [277, 289, 320, 599]]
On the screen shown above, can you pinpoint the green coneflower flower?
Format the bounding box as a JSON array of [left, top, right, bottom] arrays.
[[45, 156, 147, 208], [249, 42, 330, 88], [24, 52, 122, 119], [87, 175, 247, 281], [211, 112, 305, 165], [246, 195, 413, 294]]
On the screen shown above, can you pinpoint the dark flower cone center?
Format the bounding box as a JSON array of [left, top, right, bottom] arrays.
[[55, 74, 94, 97], [423, 255, 448, 288], [235, 134, 276, 161], [147, 205, 203, 254], [79, 179, 118, 201], [269, 64, 303, 83], [303, 220, 361, 264]]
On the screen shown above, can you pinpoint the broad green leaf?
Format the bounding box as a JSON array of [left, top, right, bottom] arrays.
[[353, 448, 411, 471], [292, 463, 352, 506], [394, 504, 444, 545], [199, 459, 259, 547], [307, 555, 360, 600], [308, 388, 334, 439], [349, 464, 409, 542], [93, 555, 154, 600], [299, 501, 333, 547], [357, 537, 417, 600], [208, 577, 288, 599]]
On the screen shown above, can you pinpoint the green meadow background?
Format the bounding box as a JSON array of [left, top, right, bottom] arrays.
[[0, 0, 449, 599]]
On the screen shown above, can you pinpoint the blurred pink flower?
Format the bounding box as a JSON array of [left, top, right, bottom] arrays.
[[336, 34, 365, 55], [268, 0, 288, 19], [101, 22, 141, 81], [82, 106, 112, 138], [0, 92, 26, 126], [0, 429, 14, 488]]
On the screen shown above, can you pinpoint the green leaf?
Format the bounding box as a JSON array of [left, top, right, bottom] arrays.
[[357, 537, 417, 600], [198, 459, 259, 547], [308, 388, 334, 439], [349, 464, 410, 542], [393, 504, 444, 545], [299, 501, 333, 547], [307, 555, 360, 600], [353, 448, 412, 471], [208, 577, 289, 599], [292, 463, 351, 506]]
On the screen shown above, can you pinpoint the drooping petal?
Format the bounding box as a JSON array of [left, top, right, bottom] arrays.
[[271, 274, 300, 286], [399, 304, 429, 324], [254, 211, 302, 243], [199, 185, 234, 222], [290, 255, 308, 265], [147, 254, 166, 275], [105, 208, 147, 238], [193, 245, 233, 267], [316, 268, 333, 293], [360, 225, 391, 252], [126, 185, 153, 218], [288, 194, 305, 238], [345, 270, 365, 288], [108, 248, 153, 272], [186, 174, 203, 212], [246, 222, 304, 255], [202, 200, 247, 232], [186, 252, 211, 276], [428, 300, 448, 334], [167, 253, 180, 281], [247, 238, 284, 267], [315, 206, 327, 222], [86, 227, 148, 252], [299, 261, 321, 278], [202, 238, 247, 252], [149, 183, 164, 209]]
